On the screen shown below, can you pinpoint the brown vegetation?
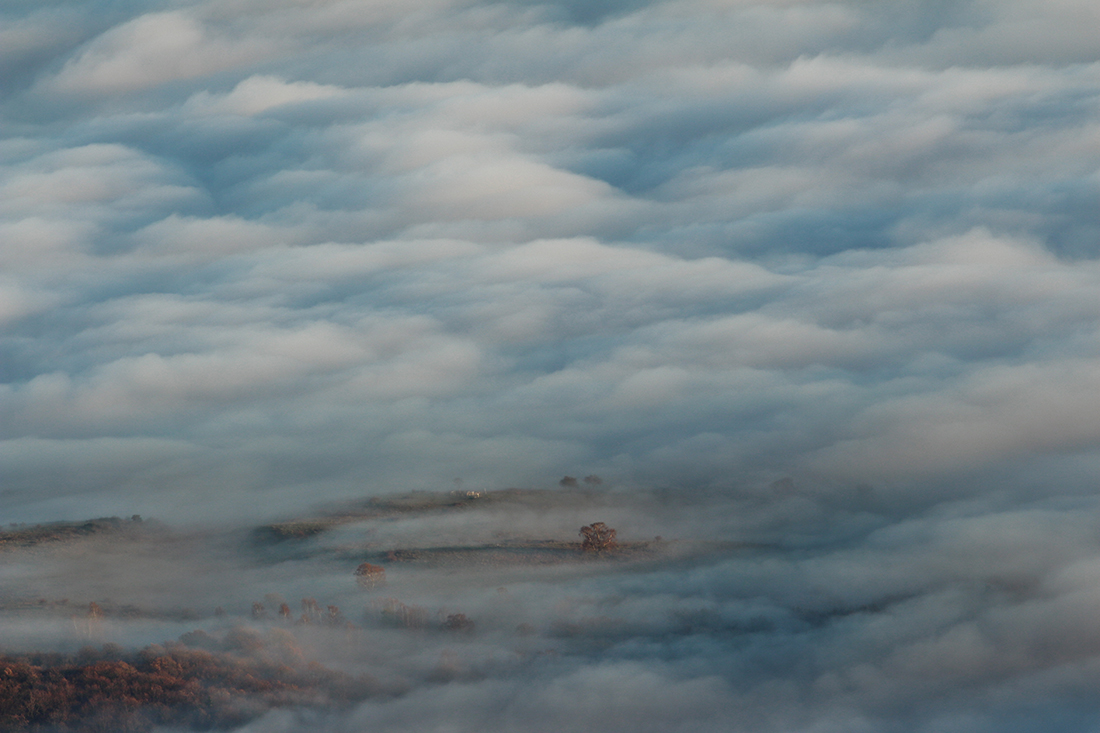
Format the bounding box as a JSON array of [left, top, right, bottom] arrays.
[[253, 487, 612, 548], [0, 636, 378, 732], [580, 522, 617, 552], [0, 517, 152, 552], [354, 563, 386, 589]]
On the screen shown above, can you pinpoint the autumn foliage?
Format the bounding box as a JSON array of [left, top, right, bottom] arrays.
[[354, 563, 386, 589], [0, 637, 377, 732], [579, 522, 617, 552]]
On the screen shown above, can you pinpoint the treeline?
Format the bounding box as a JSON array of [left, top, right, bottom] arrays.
[[0, 517, 154, 551], [0, 635, 379, 732]]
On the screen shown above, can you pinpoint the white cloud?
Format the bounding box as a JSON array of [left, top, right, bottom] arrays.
[[0, 143, 207, 223], [132, 214, 294, 261], [184, 75, 348, 117], [44, 11, 275, 95]]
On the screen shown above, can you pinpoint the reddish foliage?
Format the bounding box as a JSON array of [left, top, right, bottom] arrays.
[[354, 563, 386, 589], [0, 639, 378, 733], [579, 522, 617, 552]]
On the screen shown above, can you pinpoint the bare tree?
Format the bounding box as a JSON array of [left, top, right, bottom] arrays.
[[376, 598, 429, 629], [580, 522, 617, 552]]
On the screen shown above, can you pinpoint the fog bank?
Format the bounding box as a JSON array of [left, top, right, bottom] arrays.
[[4, 0, 1100, 730]]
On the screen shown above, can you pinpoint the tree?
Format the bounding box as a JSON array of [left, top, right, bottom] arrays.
[[324, 605, 344, 626], [579, 522, 617, 552], [442, 613, 475, 633], [354, 562, 386, 589], [297, 598, 323, 624]]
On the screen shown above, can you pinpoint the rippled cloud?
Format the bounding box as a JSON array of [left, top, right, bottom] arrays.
[[3, 4, 1100, 726], [3, 0, 1100, 519]]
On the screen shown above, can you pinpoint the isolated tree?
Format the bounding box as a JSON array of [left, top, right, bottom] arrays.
[[559, 476, 579, 487], [81, 601, 104, 639], [301, 598, 321, 623], [579, 522, 617, 552], [443, 613, 475, 633], [377, 598, 429, 629], [354, 562, 386, 589]]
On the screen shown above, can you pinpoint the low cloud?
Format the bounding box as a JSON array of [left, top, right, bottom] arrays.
[[44, 11, 277, 96], [4, 0, 1100, 729]]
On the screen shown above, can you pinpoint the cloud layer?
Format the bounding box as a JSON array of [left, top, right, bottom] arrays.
[[4, 1, 1099, 521], [3, 3, 1100, 726]]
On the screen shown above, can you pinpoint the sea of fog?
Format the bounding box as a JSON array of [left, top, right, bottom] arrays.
[[4, 0, 1100, 730], [3, 485, 1100, 732]]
